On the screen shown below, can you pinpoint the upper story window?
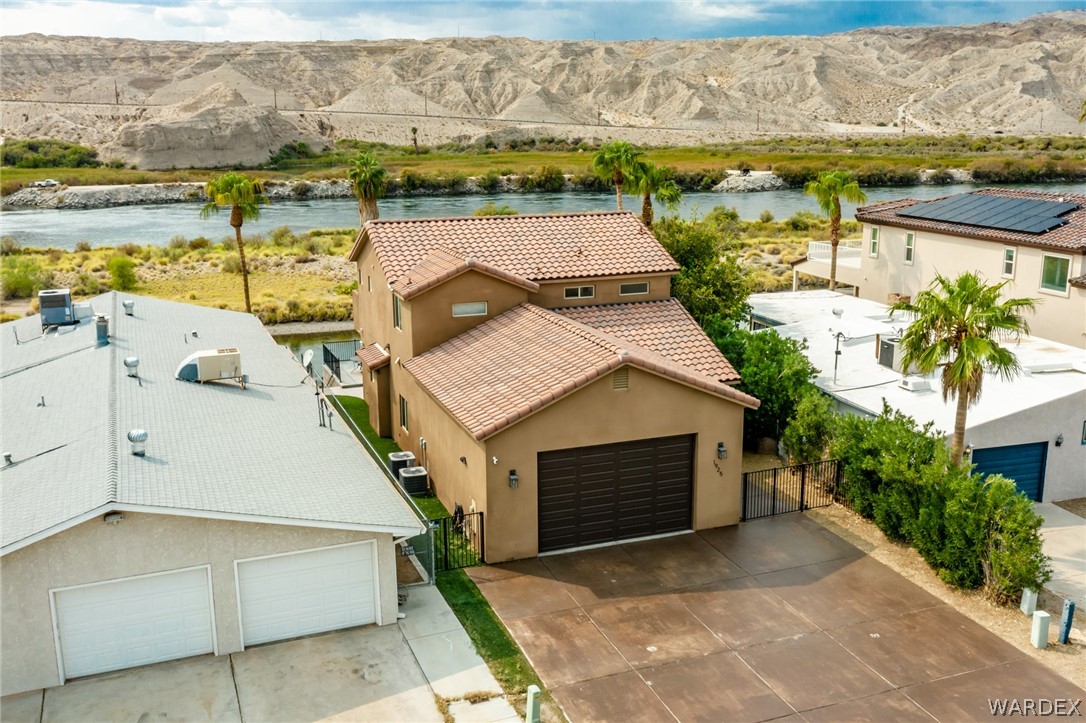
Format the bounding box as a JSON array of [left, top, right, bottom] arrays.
[[619, 282, 650, 296], [393, 295, 403, 330], [1002, 247, 1016, 279], [869, 227, 880, 258], [564, 285, 595, 299], [904, 233, 915, 265], [452, 301, 488, 317], [1040, 254, 1071, 295]]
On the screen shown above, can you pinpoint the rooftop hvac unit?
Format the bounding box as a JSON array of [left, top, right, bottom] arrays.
[[38, 289, 75, 328], [398, 466, 428, 496], [175, 348, 243, 384], [388, 451, 416, 477], [898, 376, 931, 392]]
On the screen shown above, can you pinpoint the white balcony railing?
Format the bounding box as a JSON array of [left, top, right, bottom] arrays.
[[806, 240, 862, 269]]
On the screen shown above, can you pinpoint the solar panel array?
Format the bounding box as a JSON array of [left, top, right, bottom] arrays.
[[898, 194, 1080, 234]]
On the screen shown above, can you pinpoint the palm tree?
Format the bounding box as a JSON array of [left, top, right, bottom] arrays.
[[891, 273, 1035, 466], [411, 126, 419, 155], [591, 141, 643, 211], [347, 151, 388, 226], [631, 161, 682, 228], [803, 171, 867, 290], [199, 172, 268, 314]]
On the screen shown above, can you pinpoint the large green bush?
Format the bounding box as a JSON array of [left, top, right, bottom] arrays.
[[780, 388, 836, 464], [107, 255, 138, 291], [1, 255, 54, 299], [2, 139, 101, 168]]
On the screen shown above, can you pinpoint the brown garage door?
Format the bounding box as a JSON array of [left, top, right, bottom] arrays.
[[538, 434, 694, 553]]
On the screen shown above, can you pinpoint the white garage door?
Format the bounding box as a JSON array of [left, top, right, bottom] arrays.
[[53, 567, 214, 680], [236, 541, 378, 647]]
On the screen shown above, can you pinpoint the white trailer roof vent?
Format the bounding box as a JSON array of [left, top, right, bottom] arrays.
[[175, 348, 245, 388], [898, 376, 931, 392]]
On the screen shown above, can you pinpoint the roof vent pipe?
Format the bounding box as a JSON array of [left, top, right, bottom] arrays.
[[127, 429, 148, 456], [95, 314, 109, 346], [3, 453, 12, 466], [123, 300, 135, 316], [124, 356, 140, 377]]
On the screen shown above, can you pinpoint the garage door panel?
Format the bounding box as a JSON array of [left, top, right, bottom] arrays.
[[971, 442, 1047, 502]]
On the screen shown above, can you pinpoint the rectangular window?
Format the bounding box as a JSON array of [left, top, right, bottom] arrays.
[[393, 295, 402, 330], [1040, 254, 1070, 294], [869, 227, 880, 258], [563, 285, 595, 299], [399, 395, 408, 431], [367, 275, 372, 292], [1002, 247, 1016, 279], [619, 282, 650, 296], [452, 301, 488, 317], [904, 233, 914, 265]]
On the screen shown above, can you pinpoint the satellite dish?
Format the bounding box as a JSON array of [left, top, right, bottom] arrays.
[[302, 349, 314, 368]]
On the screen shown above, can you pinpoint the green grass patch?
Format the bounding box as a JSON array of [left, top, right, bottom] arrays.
[[415, 495, 451, 520], [328, 395, 402, 461]]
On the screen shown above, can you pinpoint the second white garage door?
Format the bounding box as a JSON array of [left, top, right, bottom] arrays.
[[236, 541, 378, 647]]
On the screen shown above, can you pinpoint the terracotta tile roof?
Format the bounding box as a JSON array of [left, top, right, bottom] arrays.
[[1070, 274, 1086, 290], [404, 303, 758, 440], [356, 343, 390, 370], [855, 188, 1086, 252], [350, 212, 680, 285], [556, 299, 740, 383], [390, 244, 539, 300]]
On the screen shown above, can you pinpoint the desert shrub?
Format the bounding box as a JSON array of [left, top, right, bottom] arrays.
[[570, 171, 609, 191], [475, 202, 518, 216], [1, 255, 54, 298], [332, 280, 358, 296], [221, 254, 242, 274], [785, 210, 820, 232], [852, 163, 919, 186], [268, 226, 297, 247], [187, 236, 211, 251], [759, 209, 775, 223], [524, 165, 566, 192], [73, 271, 102, 296], [772, 163, 821, 187], [220, 235, 237, 251], [291, 181, 312, 198], [736, 159, 753, 172], [928, 167, 955, 185], [116, 242, 141, 257], [1, 237, 22, 255], [74, 240, 92, 253], [398, 168, 423, 192], [478, 169, 503, 193], [107, 255, 138, 291], [780, 387, 836, 464], [168, 235, 187, 249]]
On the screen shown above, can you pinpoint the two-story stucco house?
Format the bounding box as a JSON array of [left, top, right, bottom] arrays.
[[792, 188, 1086, 348], [348, 211, 759, 562]]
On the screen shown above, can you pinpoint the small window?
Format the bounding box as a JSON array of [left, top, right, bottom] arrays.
[[563, 285, 595, 299], [369, 369, 375, 383], [1002, 247, 1016, 279], [399, 395, 408, 431], [869, 227, 880, 258], [904, 233, 914, 265], [1040, 254, 1070, 294], [393, 295, 403, 330], [619, 282, 650, 296], [367, 275, 372, 292], [452, 301, 488, 317]]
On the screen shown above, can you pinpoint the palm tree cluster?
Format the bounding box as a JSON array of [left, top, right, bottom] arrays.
[[347, 151, 388, 226], [591, 141, 682, 227]]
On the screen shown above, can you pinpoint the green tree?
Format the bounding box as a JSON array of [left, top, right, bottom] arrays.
[[736, 329, 818, 444], [781, 387, 836, 463], [1, 255, 53, 299], [653, 216, 751, 326], [411, 126, 419, 155], [107, 256, 138, 291], [891, 273, 1035, 465], [631, 161, 682, 228], [199, 172, 268, 314], [803, 171, 867, 290], [591, 140, 643, 211], [346, 151, 388, 227]]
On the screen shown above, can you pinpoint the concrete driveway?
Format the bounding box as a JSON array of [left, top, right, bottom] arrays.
[[470, 514, 1086, 722]]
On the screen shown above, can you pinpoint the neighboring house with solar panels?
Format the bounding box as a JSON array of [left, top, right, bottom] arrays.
[[791, 189, 1086, 349], [348, 212, 760, 562]]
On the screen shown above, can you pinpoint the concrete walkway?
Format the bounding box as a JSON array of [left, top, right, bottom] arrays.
[[1036, 502, 1086, 610], [399, 584, 522, 723]]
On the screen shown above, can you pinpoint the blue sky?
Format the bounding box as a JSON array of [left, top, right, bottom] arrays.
[[2, 1, 1082, 41]]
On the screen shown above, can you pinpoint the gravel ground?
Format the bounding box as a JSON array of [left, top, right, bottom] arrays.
[[1054, 497, 1086, 520], [807, 504, 1085, 692]]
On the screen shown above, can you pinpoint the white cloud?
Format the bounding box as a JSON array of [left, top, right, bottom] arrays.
[[681, 0, 770, 21], [153, 4, 229, 28]]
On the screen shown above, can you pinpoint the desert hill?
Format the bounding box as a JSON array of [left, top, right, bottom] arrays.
[[1, 12, 1083, 169]]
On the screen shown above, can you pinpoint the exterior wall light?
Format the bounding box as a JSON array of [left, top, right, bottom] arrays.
[[508, 469, 519, 488], [1055, 433, 1064, 447], [717, 442, 727, 460], [964, 443, 974, 457]]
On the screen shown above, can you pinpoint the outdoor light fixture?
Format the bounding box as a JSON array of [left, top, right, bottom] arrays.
[[964, 443, 974, 456], [508, 469, 519, 488], [1055, 434, 1064, 447], [717, 442, 727, 460]]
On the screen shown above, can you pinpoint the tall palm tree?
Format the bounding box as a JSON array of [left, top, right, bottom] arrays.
[[199, 172, 268, 314], [891, 273, 1035, 466], [803, 171, 867, 291], [347, 151, 388, 226], [411, 126, 419, 155], [631, 161, 682, 228], [591, 141, 643, 211]]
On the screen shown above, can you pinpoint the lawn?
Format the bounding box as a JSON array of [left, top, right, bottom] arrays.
[[327, 394, 402, 462]]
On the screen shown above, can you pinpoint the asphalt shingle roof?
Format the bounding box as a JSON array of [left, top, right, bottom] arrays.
[[351, 211, 681, 287], [403, 303, 758, 441], [1, 293, 423, 552], [855, 188, 1086, 252]]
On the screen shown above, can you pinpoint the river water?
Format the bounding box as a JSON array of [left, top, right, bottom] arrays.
[[2, 183, 1083, 249]]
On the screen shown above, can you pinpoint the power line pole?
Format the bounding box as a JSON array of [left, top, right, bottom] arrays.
[[114, 79, 119, 105]]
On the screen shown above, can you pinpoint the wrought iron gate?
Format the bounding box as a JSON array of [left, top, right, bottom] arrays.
[[741, 459, 840, 521]]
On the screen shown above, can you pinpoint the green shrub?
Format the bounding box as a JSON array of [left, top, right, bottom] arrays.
[[332, 280, 358, 296], [73, 240, 92, 253], [107, 255, 138, 291], [780, 388, 835, 464], [1, 237, 20, 255], [73, 271, 102, 296], [983, 476, 1051, 603], [525, 165, 566, 192], [221, 254, 242, 274], [187, 236, 211, 251], [475, 202, 518, 216], [2, 138, 101, 168], [478, 169, 503, 193], [117, 243, 142, 257], [759, 209, 775, 223], [1, 255, 54, 298]]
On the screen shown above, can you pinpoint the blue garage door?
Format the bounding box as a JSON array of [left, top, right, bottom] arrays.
[[971, 442, 1048, 502]]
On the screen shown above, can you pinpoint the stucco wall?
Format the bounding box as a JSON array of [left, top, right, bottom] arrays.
[[968, 389, 1086, 502], [0, 514, 396, 696], [484, 366, 747, 562], [406, 271, 529, 357], [355, 242, 393, 351], [529, 274, 672, 308]]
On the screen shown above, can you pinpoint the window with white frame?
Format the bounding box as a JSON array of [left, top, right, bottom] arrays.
[[564, 285, 595, 299], [1002, 247, 1016, 278], [869, 227, 880, 258], [452, 301, 488, 317], [393, 295, 403, 329], [904, 233, 915, 265], [619, 281, 650, 296], [399, 395, 408, 431], [1040, 254, 1071, 294]]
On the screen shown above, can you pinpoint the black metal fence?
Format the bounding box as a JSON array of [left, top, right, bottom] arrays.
[[433, 511, 485, 571], [322, 340, 361, 381], [741, 459, 840, 521]]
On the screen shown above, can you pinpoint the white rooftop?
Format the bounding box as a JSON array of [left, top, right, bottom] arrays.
[[749, 290, 1086, 434], [1, 292, 425, 553]]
